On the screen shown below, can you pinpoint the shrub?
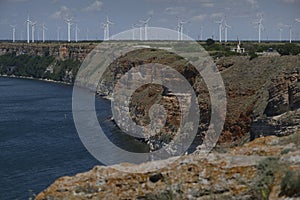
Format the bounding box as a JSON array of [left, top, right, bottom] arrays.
[[206, 38, 215, 46], [280, 170, 300, 197]]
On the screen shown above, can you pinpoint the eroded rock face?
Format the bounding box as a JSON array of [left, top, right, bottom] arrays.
[[251, 71, 300, 140], [97, 49, 211, 151], [289, 82, 300, 111], [35, 132, 300, 200], [264, 70, 299, 117], [0, 42, 95, 62], [251, 109, 300, 139], [93, 53, 300, 149]]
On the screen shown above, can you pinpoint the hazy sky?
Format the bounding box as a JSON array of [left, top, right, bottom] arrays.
[[0, 0, 300, 41]]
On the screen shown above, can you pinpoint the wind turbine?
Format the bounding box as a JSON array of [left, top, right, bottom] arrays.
[[103, 16, 113, 41], [101, 23, 107, 41], [25, 14, 31, 43], [254, 15, 264, 43], [224, 20, 231, 43], [286, 24, 293, 43], [131, 24, 136, 40], [9, 25, 17, 43], [215, 18, 224, 42], [177, 20, 181, 40], [135, 23, 143, 41], [64, 17, 72, 42], [42, 23, 47, 42], [139, 16, 151, 40], [74, 24, 80, 42], [31, 21, 37, 43], [176, 18, 188, 41]]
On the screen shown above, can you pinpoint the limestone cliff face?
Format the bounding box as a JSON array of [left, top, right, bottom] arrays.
[[2, 42, 300, 146], [97, 53, 300, 146], [0, 42, 95, 62], [35, 131, 300, 200], [264, 70, 299, 117], [251, 70, 300, 140], [96, 48, 211, 151]]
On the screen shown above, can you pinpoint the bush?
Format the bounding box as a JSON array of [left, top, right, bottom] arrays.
[[275, 43, 300, 55], [206, 38, 215, 46], [253, 158, 279, 200], [249, 52, 258, 60], [0, 53, 81, 82], [0, 53, 54, 78], [280, 170, 300, 197]]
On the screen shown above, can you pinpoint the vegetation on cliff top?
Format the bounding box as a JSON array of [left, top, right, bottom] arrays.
[[202, 39, 300, 59], [0, 52, 80, 82]]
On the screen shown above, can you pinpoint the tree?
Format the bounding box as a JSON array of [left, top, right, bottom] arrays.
[[206, 38, 215, 46]]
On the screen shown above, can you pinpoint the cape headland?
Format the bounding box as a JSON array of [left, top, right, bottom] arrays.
[[1, 41, 300, 199]]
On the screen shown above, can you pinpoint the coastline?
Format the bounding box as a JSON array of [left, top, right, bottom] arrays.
[[0, 74, 73, 86], [0, 74, 114, 102]]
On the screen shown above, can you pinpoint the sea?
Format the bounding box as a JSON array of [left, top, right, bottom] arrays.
[[0, 77, 148, 200]]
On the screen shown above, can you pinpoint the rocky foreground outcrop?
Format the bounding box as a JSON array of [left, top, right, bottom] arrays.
[[36, 129, 300, 200]]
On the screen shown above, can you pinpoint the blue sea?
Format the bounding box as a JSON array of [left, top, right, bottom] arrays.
[[0, 77, 147, 200]]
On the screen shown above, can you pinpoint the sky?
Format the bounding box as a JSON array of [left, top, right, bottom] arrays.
[[0, 0, 300, 41]]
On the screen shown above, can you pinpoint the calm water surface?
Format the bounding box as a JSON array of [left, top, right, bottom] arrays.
[[0, 77, 147, 200]]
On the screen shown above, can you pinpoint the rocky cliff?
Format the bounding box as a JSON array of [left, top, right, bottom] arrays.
[[0, 42, 95, 62], [96, 49, 300, 147], [35, 130, 300, 200], [0, 42, 96, 83], [35, 51, 300, 199], [1, 42, 299, 146], [1, 42, 300, 199], [250, 69, 300, 140]]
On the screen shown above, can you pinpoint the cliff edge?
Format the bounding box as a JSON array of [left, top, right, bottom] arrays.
[[35, 128, 300, 200]]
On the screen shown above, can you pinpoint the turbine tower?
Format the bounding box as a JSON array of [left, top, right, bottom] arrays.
[[74, 24, 80, 42], [254, 15, 264, 43], [26, 14, 31, 43], [31, 21, 37, 43], [101, 23, 107, 41], [64, 17, 72, 42], [215, 18, 224, 42], [42, 23, 47, 42], [131, 24, 136, 40], [139, 16, 151, 41], [287, 24, 292, 43], [9, 25, 17, 43], [177, 20, 181, 40], [135, 23, 143, 41], [224, 20, 231, 43], [177, 18, 188, 41], [104, 17, 113, 41]]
